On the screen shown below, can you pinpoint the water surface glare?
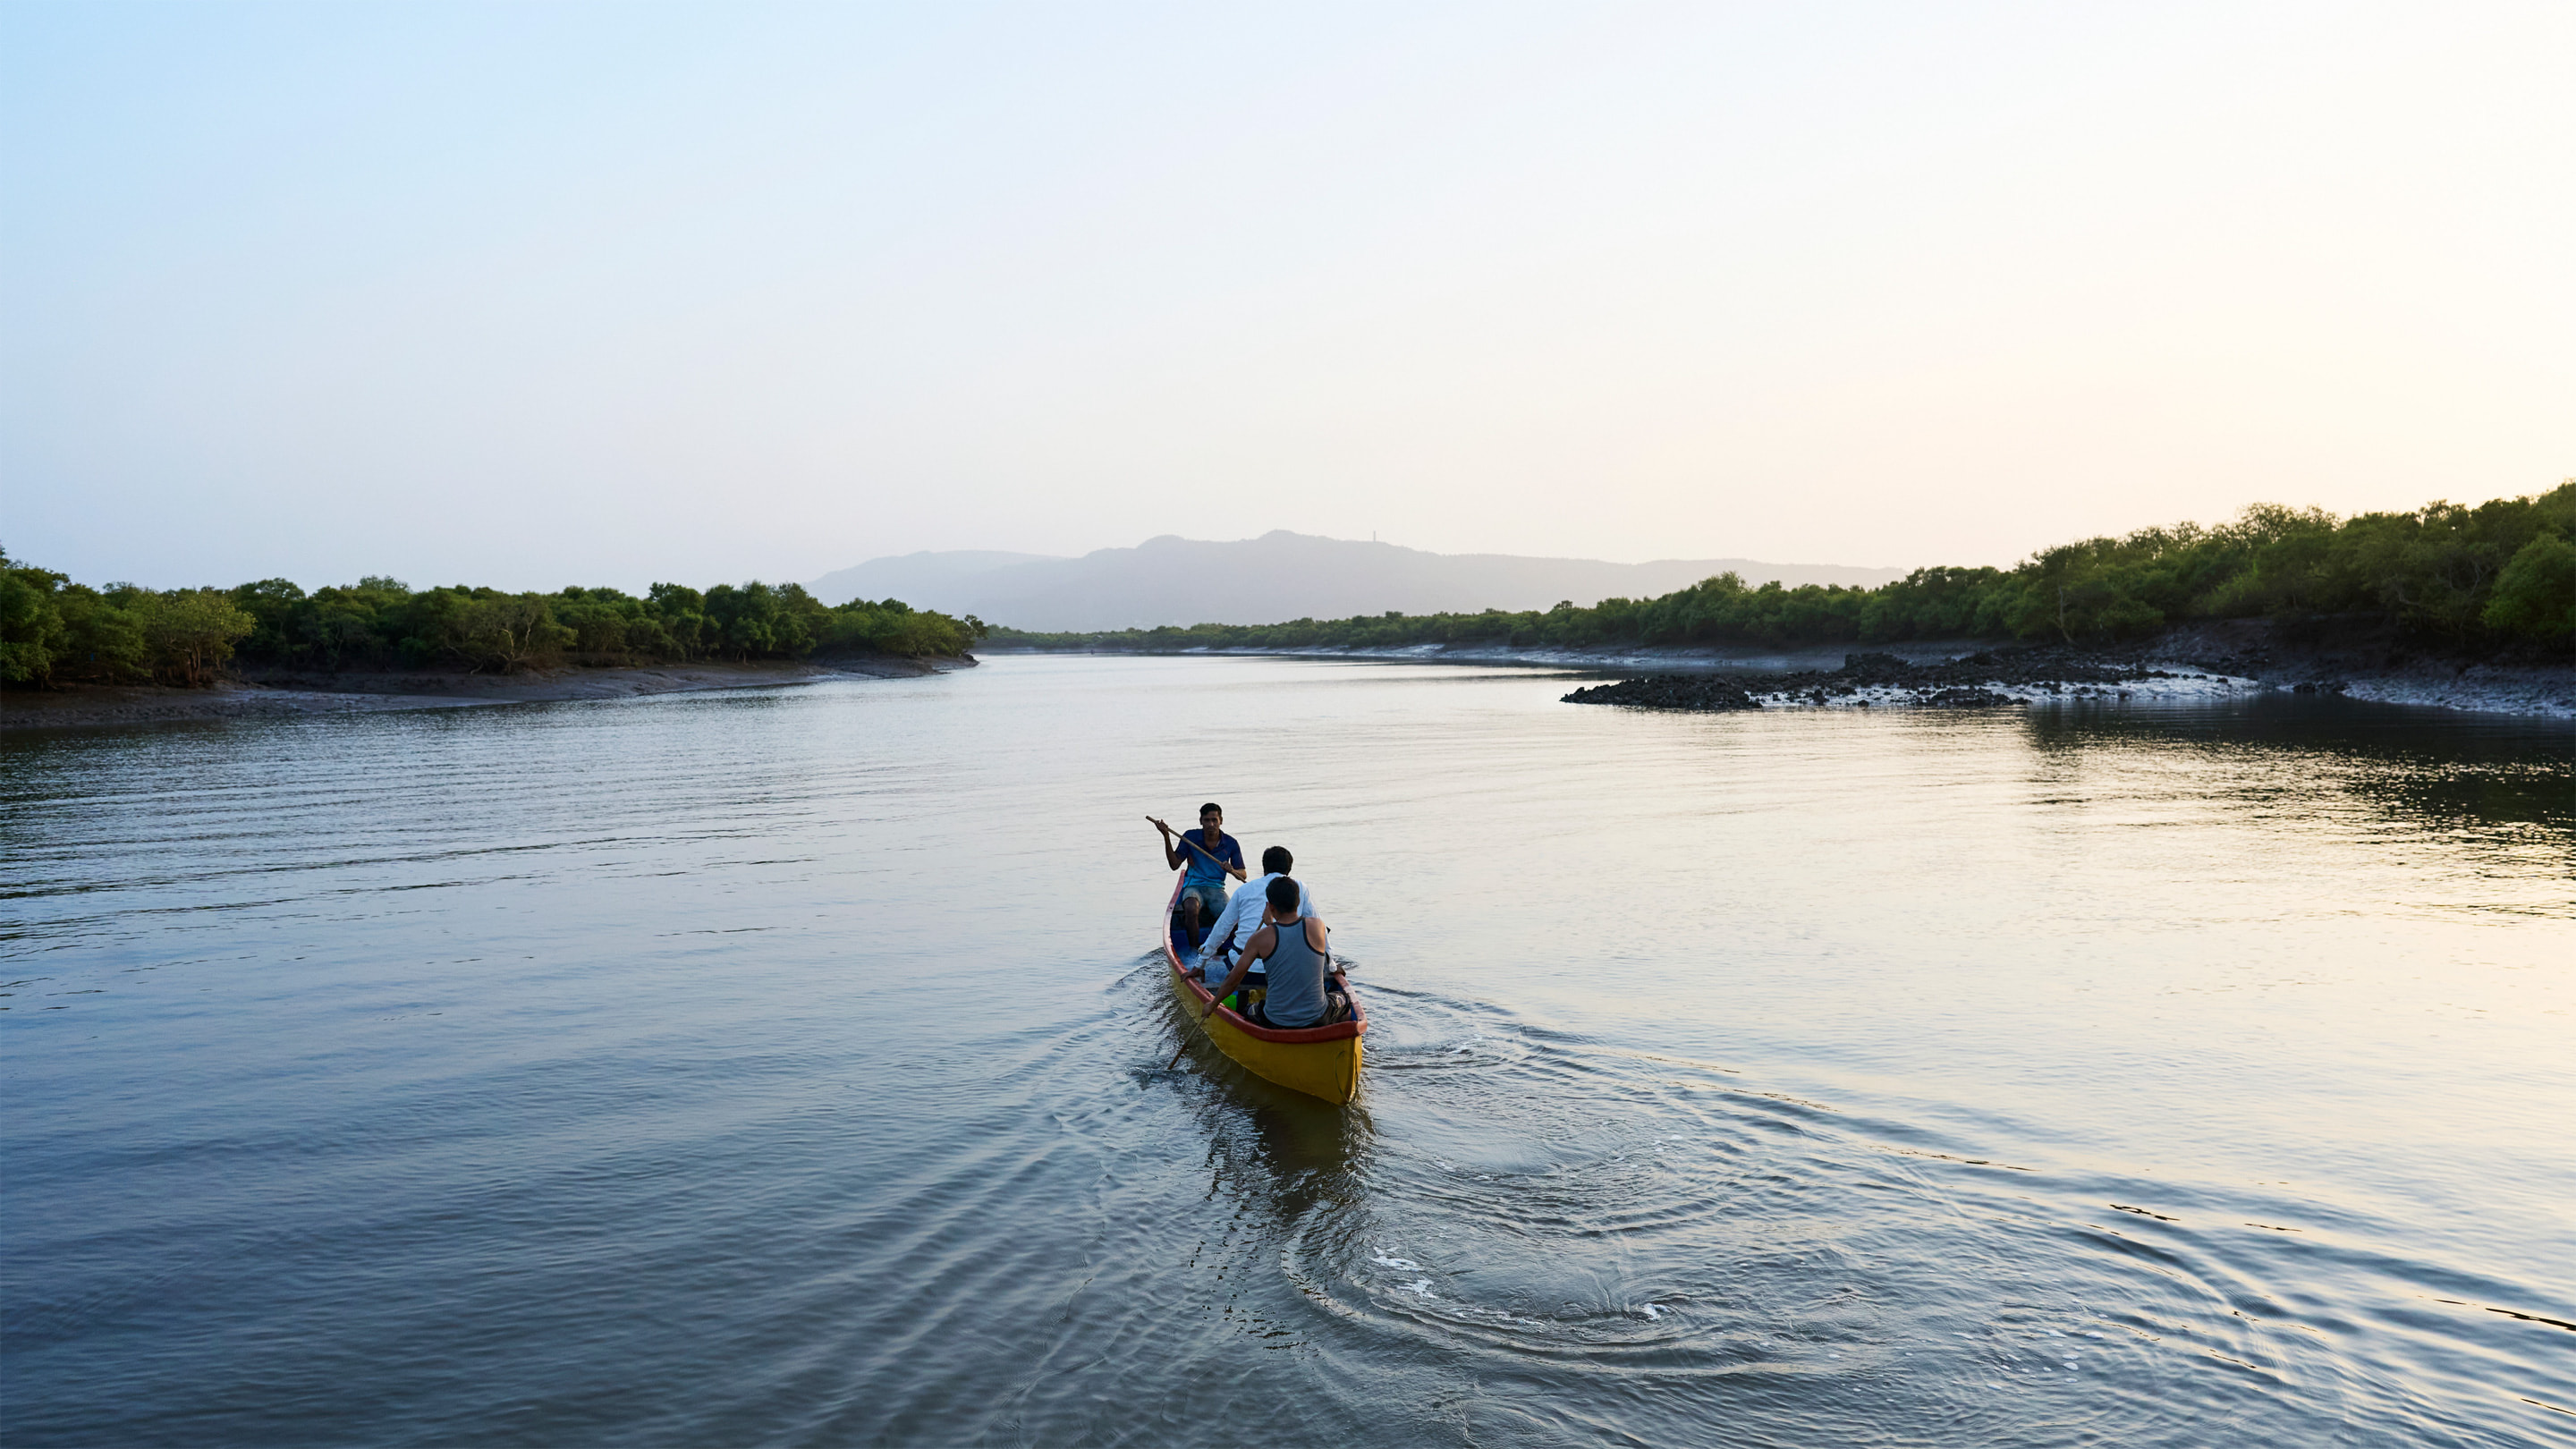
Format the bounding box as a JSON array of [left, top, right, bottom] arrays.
[[4, 656, 2571, 1446]]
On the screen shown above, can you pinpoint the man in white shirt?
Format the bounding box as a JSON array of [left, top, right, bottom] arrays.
[[1196, 845, 1318, 993]]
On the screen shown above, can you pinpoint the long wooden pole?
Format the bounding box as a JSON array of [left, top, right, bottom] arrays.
[[1166, 996, 1222, 1071], [1148, 818, 1245, 879]]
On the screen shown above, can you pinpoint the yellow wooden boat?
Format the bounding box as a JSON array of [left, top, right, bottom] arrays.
[[1163, 874, 1366, 1104]]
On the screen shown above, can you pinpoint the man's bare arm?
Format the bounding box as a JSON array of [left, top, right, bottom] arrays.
[[1206, 925, 1275, 1004]]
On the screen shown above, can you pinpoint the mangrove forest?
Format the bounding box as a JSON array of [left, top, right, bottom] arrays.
[[987, 482, 2576, 655], [0, 562, 987, 689]]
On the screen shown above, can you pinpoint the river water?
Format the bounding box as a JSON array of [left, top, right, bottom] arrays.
[[4, 655, 2570, 1446]]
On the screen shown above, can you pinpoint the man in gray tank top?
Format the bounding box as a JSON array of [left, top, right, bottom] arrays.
[[1205, 876, 1344, 1030]]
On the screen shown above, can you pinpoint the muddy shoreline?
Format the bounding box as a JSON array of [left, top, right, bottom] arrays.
[[1, 656, 970, 733], [993, 620, 2576, 719]]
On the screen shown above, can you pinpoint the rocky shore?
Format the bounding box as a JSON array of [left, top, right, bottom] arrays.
[[1, 657, 966, 733], [1563, 647, 2256, 712], [1561, 625, 2576, 718]]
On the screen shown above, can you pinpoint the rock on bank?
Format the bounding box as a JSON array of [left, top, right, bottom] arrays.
[[1563, 635, 2576, 719], [1562, 648, 2255, 713]]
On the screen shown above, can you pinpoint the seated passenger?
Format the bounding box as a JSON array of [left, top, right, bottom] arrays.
[[1205, 876, 1345, 1030], [1149, 803, 1244, 946], [1195, 845, 1317, 994]]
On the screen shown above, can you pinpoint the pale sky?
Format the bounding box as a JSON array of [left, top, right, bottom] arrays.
[[5, 2, 2570, 592]]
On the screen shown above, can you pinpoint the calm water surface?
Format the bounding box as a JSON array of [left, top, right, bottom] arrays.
[[4, 656, 2572, 1446]]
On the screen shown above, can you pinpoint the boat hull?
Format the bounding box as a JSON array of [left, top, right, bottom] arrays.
[[1162, 876, 1365, 1104]]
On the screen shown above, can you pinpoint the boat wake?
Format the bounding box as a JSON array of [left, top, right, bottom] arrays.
[[1343, 982, 1530, 1073], [1224, 1003, 2565, 1446], [1106, 941, 2570, 1448]]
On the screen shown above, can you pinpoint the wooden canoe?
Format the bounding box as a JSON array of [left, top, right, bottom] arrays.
[[1162, 873, 1366, 1104]]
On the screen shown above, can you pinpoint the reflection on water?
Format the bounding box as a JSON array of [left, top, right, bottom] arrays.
[[2023, 694, 2576, 837], [3, 657, 2570, 1446]]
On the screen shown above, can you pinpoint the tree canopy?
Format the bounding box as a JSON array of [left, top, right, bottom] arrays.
[[0, 560, 986, 688]]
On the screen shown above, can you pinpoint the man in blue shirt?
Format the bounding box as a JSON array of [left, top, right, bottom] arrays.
[[1150, 802, 1245, 947]]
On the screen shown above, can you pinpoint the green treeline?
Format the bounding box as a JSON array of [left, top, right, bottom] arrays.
[[11, 481, 2569, 687], [990, 482, 2576, 655], [0, 558, 987, 688]]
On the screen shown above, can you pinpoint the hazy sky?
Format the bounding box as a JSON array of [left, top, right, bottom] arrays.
[[5, 3, 2570, 591]]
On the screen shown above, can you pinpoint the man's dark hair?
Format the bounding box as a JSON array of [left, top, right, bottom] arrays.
[[1261, 846, 1292, 875], [1266, 876, 1300, 914], [1199, 802, 1223, 818]]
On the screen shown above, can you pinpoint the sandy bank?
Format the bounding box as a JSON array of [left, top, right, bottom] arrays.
[[1, 657, 968, 733]]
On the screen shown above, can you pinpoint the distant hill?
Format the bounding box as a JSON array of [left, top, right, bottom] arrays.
[[807, 550, 1063, 609], [809, 532, 1903, 632]]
